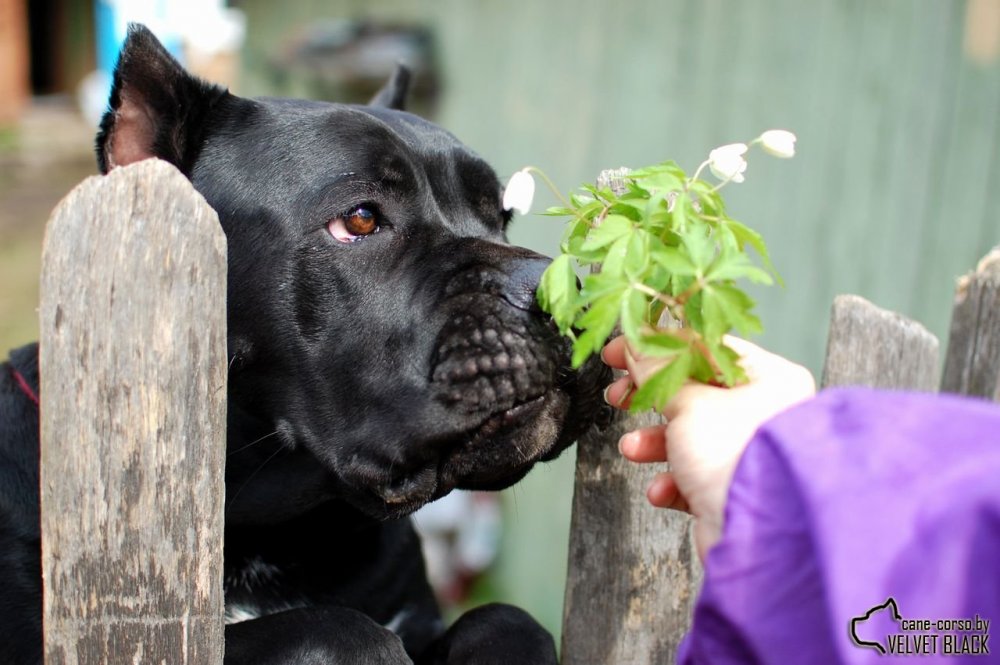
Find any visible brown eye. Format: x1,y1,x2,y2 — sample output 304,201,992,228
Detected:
327,206,380,243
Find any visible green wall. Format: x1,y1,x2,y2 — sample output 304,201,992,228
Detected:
234,0,1000,641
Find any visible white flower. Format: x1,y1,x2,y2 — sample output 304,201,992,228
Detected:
758,129,797,158
502,169,535,215
708,143,748,183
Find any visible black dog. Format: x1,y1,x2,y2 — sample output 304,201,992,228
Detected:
0,25,608,664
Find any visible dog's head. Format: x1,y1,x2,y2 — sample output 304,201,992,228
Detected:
98,25,609,521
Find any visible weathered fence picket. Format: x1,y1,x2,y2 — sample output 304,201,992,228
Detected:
820,294,940,390
39,159,227,664
941,247,1000,400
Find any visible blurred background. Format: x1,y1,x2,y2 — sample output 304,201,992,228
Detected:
1,0,998,644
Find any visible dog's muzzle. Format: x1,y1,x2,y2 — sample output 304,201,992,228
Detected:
346,251,610,518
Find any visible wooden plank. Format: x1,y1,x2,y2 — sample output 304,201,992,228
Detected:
561,170,701,665
39,159,227,665
941,246,1000,401
820,294,940,390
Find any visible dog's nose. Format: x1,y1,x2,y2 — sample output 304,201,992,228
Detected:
501,254,551,311
380,466,438,506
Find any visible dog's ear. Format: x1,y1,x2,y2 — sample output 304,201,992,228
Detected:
96,23,228,175
368,64,411,111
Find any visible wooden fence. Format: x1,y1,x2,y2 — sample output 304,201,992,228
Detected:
37,161,999,662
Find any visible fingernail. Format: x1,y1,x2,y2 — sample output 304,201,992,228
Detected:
617,432,632,455
602,384,614,405
599,345,609,365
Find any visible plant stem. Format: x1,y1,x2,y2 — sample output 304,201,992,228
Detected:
526,166,574,210
631,282,679,308
688,159,711,186
691,335,725,382
631,283,687,323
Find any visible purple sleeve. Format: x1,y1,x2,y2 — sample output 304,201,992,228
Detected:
678,388,1000,664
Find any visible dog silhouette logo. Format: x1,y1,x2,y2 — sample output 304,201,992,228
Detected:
851,597,902,654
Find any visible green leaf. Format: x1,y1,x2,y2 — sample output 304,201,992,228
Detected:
560,216,590,249
711,340,748,386
564,234,605,264
619,288,647,341
725,218,783,286
580,271,629,299
630,161,687,193
580,214,633,251
576,199,607,221
701,283,763,341
705,246,774,285
608,200,644,221
600,234,631,279
684,290,705,331
629,351,693,412
577,291,623,334
680,223,715,273
542,206,576,217
688,346,716,384
572,324,614,368
623,229,652,281
652,246,698,277
536,254,579,333
673,192,690,232
570,286,627,368
633,331,689,357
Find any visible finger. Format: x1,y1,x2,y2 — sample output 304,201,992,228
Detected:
719,335,763,357
603,375,634,410
601,335,629,369
646,472,690,513
623,345,671,387
618,425,668,463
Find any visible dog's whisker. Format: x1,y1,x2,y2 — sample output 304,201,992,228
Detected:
228,430,280,457
511,437,529,463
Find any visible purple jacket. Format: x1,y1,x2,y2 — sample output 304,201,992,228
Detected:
679,389,998,664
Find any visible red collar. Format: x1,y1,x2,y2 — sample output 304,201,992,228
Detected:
9,366,39,407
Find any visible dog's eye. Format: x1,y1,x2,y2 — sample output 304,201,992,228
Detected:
328,207,380,243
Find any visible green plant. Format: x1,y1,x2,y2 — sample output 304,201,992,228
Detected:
503,131,795,411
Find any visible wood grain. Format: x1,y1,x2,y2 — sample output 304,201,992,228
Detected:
941,246,1000,401
39,159,227,664
820,294,940,391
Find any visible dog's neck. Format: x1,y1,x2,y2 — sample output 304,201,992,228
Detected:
224,402,349,526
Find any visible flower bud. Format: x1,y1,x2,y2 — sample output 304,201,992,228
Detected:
503,169,535,215
758,130,796,158
708,143,748,183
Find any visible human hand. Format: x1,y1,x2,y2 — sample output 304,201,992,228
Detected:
602,336,816,559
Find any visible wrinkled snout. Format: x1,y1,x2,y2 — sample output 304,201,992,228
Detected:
431,246,561,418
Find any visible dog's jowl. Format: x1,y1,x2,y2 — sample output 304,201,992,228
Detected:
0,24,608,665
